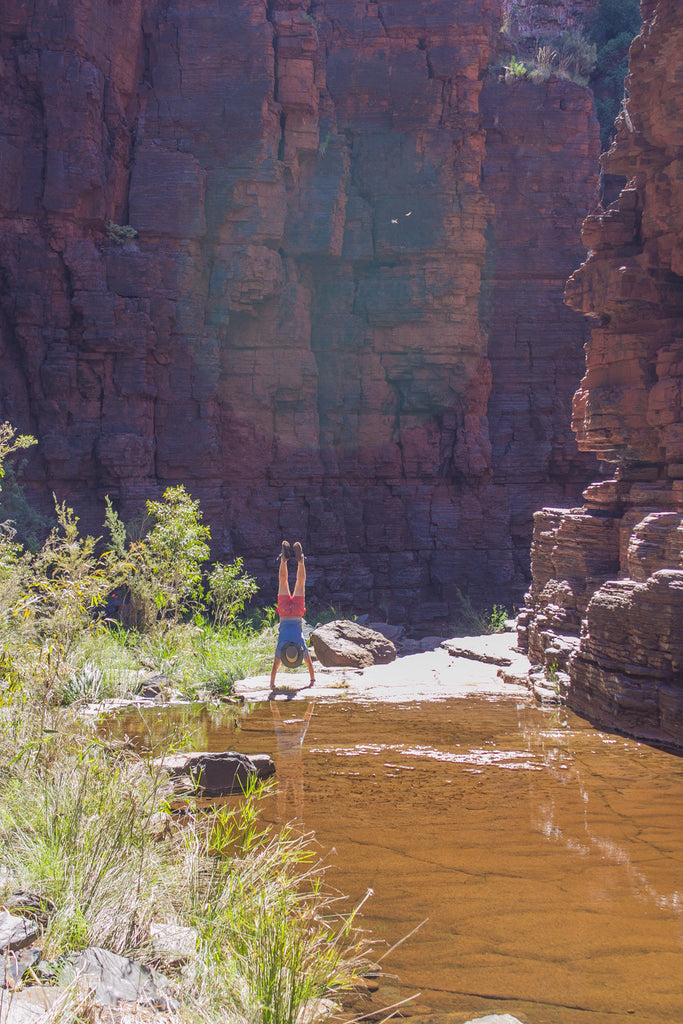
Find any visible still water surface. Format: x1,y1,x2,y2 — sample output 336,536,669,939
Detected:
114,694,683,1024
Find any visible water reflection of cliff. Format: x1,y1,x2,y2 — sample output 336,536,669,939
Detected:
271,701,315,823
519,706,683,919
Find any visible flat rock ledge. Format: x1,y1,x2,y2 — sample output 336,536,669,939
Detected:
236,630,533,704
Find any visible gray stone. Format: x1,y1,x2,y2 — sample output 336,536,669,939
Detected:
5,892,56,928
0,986,64,1024
61,947,176,1009
441,632,520,667
310,620,397,668
1,948,42,989
0,911,39,953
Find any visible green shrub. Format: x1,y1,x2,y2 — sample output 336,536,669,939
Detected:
106,486,212,627
557,30,597,85
504,55,529,81
106,221,138,243
487,604,509,634
207,558,259,627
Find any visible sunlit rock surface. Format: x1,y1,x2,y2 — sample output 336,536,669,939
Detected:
0,0,599,622
521,0,683,747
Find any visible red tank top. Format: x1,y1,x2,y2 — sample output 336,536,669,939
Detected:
277,594,305,618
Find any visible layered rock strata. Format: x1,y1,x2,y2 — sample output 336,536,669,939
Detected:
519,0,683,746
0,0,599,622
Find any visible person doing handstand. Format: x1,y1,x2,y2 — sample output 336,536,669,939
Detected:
270,541,316,690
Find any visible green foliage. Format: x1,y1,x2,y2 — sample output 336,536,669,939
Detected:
106,486,212,627
143,485,212,622
587,0,641,149
545,659,560,692
504,55,529,81
60,660,104,706
106,221,138,243
0,421,36,479
0,425,272,704
207,558,259,627
26,501,110,643
529,45,557,84
487,604,509,634
0,460,52,552
589,0,640,50
556,30,598,85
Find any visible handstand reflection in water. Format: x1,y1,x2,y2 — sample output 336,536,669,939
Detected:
270,700,315,822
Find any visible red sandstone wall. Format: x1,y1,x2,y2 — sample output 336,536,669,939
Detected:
0,0,600,622
520,0,683,746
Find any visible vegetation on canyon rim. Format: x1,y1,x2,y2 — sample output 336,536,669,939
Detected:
502,0,641,148
0,422,373,1022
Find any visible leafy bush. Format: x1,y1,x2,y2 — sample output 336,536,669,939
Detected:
106,486,212,627
106,221,138,243
207,558,259,627
487,604,510,634
0,459,52,551
589,0,640,49
504,55,529,81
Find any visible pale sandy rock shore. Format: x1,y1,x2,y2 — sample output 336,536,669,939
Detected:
234,632,531,704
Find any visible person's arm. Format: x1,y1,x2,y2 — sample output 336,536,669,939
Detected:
304,652,315,685
270,656,280,689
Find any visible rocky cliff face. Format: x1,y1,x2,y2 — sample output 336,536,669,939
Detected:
0,0,599,622
519,0,683,746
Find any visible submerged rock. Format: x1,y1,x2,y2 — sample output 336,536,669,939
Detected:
158,750,275,797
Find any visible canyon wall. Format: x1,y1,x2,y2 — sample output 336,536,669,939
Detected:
519,0,683,746
0,0,599,622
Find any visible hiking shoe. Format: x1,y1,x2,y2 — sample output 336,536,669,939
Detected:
280,541,291,562
293,542,304,563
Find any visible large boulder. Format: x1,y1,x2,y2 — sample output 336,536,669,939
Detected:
310,620,397,668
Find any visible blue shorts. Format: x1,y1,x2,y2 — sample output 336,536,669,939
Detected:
276,618,305,658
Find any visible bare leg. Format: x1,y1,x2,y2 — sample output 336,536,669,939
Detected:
293,549,306,597
278,557,291,598
270,656,281,689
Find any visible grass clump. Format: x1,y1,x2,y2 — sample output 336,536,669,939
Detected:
0,698,371,1023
